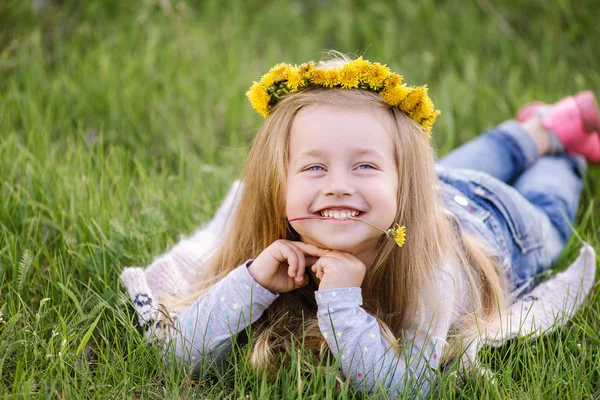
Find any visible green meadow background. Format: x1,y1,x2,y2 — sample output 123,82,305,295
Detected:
1,0,599,397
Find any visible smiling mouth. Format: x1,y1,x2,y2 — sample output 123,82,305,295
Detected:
313,211,364,220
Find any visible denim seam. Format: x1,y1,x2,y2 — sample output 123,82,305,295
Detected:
472,182,546,254
485,212,509,257
490,131,531,175
497,120,539,169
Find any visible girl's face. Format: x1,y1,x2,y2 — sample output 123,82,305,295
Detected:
286,104,399,265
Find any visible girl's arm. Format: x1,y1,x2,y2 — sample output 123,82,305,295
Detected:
316,270,455,397
171,259,278,375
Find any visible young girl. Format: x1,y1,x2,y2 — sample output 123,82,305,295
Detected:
124,55,598,397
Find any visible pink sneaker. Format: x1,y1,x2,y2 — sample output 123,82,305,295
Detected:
516,101,546,123
516,91,600,163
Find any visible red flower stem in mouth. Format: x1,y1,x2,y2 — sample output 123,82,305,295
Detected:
288,215,387,234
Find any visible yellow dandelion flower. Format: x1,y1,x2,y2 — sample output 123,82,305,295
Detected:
324,69,340,88
409,95,435,122
286,67,303,90
340,63,360,89
261,63,289,87
401,86,427,113
384,73,403,88
298,61,315,81
380,84,411,106
421,110,441,131
271,63,291,79
246,82,271,118
260,71,277,88
386,224,406,247
353,57,370,80
311,69,327,86
364,63,391,90
261,66,283,87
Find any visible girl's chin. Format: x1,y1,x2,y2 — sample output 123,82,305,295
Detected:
300,236,369,253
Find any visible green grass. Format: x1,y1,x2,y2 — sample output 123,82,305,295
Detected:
1,0,599,397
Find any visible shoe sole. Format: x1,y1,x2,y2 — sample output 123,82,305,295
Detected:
574,90,600,134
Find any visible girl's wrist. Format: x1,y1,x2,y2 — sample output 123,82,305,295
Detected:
246,260,264,283
246,260,278,294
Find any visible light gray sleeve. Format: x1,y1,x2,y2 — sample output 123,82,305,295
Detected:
171,260,279,375
316,286,453,398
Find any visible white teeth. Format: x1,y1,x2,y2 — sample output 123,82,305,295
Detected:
319,209,361,219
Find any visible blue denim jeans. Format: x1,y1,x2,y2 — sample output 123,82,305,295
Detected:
435,120,586,296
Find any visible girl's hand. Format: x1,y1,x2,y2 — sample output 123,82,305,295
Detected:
311,250,366,291
247,240,327,293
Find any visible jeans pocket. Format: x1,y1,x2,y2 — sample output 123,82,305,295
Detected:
468,174,545,254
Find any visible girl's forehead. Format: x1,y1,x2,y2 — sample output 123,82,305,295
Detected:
289,104,395,157
293,103,391,126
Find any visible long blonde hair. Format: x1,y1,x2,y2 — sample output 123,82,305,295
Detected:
164,58,508,378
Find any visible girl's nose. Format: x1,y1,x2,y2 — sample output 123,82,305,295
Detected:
323,172,355,197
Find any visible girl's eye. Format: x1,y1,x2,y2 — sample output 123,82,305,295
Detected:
357,164,375,170
304,164,375,172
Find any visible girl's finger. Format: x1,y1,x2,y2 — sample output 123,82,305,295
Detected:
288,243,306,283
278,243,299,280
294,273,310,289
283,242,306,284
312,258,324,280
310,252,331,273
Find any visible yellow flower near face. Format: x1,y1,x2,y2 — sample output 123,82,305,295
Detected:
298,61,315,81
384,73,403,88
409,95,435,122
401,86,427,113
353,57,370,78
324,70,340,88
421,111,440,130
246,82,271,118
386,224,406,247
285,67,303,90
380,84,411,107
310,69,327,86
340,63,360,89
270,63,290,80
364,63,391,90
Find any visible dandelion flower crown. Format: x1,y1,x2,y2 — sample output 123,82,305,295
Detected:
246,57,441,136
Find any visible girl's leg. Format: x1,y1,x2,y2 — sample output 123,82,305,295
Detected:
505,153,586,292
439,91,600,183
437,120,539,184
513,154,586,246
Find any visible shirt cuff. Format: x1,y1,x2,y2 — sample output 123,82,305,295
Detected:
315,287,363,308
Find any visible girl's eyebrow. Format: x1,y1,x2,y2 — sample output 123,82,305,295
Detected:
296,148,383,159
